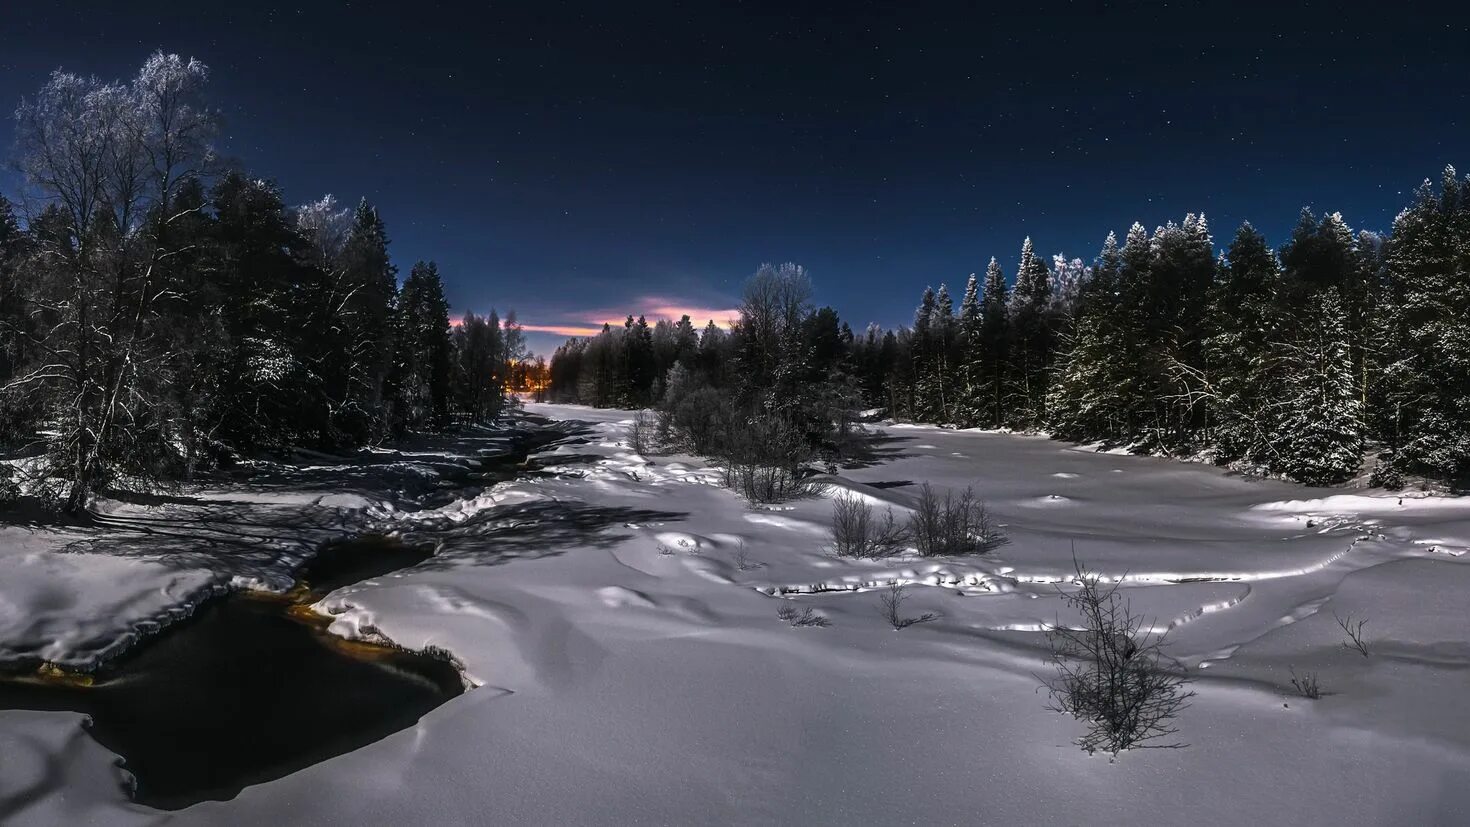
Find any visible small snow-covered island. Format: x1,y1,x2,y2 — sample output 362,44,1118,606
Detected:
3,6,1470,825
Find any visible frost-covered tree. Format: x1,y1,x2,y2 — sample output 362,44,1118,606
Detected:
1206,223,1287,464
1379,167,1470,485
1049,254,1090,318
1008,237,1054,427
912,284,957,422
8,52,217,507
1274,290,1363,484
956,272,983,425
337,200,399,436
967,257,1010,427
1049,232,1136,441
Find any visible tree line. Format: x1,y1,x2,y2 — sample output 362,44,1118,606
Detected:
0,53,523,510
550,169,1470,491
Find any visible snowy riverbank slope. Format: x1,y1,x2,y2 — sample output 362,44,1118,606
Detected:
5,403,1470,824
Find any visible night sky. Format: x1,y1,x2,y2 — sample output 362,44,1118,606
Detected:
2,2,1466,355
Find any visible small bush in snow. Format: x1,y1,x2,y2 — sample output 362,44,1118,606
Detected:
1335,612,1370,657
777,605,830,627
1041,556,1194,755
877,582,937,630
1289,666,1322,699
717,409,824,503
909,483,1007,557
731,541,763,570
831,492,909,558
629,409,662,455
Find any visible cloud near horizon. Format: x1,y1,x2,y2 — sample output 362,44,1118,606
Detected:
512,297,742,340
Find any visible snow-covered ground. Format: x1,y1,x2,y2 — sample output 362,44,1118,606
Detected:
3,403,1470,824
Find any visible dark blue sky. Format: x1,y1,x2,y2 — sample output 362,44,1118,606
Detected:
2,1,1466,355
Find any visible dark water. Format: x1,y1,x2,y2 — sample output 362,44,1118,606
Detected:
0,537,463,811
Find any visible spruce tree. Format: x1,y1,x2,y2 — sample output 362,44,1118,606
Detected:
956,273,983,425
973,257,1010,427
1380,167,1470,485
1207,223,1286,464
1049,232,1133,442
339,200,399,438
393,261,453,431
911,286,937,421
1275,290,1363,484
1008,237,1053,427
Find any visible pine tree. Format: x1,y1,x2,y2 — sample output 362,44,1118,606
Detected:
1049,232,1134,441
393,261,453,431
971,257,1010,427
1008,237,1053,427
1380,167,1470,485
625,314,655,404
910,286,937,421
956,273,983,425
339,200,399,438
915,284,956,421
209,172,314,451
0,195,36,445
453,310,504,421
1274,290,1363,484
1206,223,1286,464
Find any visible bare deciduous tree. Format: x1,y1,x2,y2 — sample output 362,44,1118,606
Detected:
1040,555,1194,755
7,52,215,509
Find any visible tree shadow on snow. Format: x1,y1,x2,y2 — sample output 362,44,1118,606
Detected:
839,431,918,469
408,500,688,570
62,501,367,579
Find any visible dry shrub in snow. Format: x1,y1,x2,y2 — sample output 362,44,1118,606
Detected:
1041,556,1194,755
731,541,764,571
831,492,909,558
1335,612,1370,657
878,582,937,630
1289,666,1322,699
909,483,1007,557
777,605,830,627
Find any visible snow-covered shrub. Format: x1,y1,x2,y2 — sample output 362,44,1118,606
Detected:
831,492,909,558
908,483,1006,556
1041,556,1194,755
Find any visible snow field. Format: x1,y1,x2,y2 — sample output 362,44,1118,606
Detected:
2,404,1469,824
